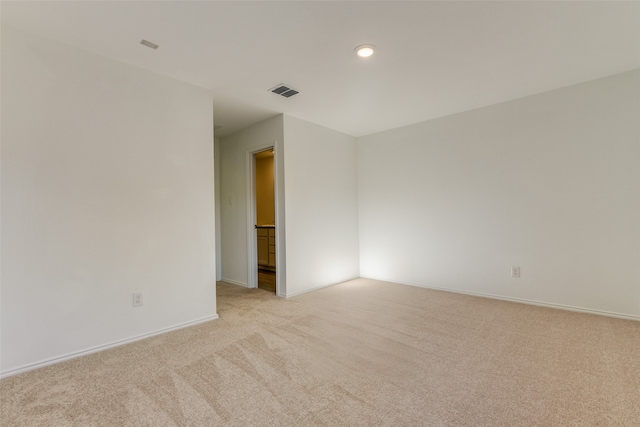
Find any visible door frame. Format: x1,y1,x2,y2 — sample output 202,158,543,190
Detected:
246,142,283,294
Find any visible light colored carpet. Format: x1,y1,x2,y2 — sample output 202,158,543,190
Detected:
1,278,639,426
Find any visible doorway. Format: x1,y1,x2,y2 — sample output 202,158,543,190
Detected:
253,148,276,292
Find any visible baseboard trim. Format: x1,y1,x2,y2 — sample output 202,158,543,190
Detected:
361,276,640,322
220,277,248,288
0,314,219,379
285,276,360,298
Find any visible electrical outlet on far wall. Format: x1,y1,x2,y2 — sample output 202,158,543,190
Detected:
133,292,144,307
511,267,521,278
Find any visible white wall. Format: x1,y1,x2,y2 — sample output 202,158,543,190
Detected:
219,115,360,297
1,26,217,376
358,70,640,318
218,115,285,289
283,116,360,297
214,137,222,281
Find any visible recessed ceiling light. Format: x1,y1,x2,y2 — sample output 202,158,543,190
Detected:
354,44,376,58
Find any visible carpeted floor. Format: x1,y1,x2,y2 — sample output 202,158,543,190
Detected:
1,278,639,426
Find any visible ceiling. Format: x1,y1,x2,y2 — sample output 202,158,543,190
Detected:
2,1,639,138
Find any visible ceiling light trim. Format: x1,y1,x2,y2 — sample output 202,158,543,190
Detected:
354,44,376,58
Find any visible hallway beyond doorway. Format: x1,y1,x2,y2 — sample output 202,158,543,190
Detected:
258,269,276,292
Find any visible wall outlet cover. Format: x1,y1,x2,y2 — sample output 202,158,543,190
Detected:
133,292,144,307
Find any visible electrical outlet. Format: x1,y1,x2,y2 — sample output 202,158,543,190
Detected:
511,267,521,278
133,292,144,307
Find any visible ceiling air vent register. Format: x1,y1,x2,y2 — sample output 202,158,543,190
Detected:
140,39,159,50
269,84,299,98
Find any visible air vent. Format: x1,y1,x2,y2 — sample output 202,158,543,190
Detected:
269,84,299,98
140,39,159,50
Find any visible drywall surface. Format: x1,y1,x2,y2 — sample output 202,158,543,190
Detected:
1,26,217,375
214,137,222,281
218,116,284,288
358,70,640,318
283,115,360,296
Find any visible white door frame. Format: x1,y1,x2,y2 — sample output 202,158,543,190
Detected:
246,142,283,294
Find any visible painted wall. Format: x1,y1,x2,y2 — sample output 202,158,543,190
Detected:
1,26,217,376
256,155,275,225
357,70,640,318
214,137,222,281
218,115,285,289
218,115,360,297
283,116,360,297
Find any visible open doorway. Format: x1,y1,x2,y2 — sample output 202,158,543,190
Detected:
253,148,276,292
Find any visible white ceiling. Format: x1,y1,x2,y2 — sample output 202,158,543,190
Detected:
2,1,639,138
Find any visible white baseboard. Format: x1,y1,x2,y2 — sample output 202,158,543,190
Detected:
361,276,640,322
220,277,248,287
0,314,219,379
285,276,360,298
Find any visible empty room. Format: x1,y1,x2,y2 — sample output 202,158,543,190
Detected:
1,1,639,425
